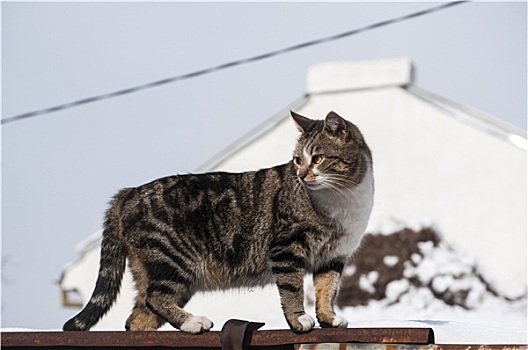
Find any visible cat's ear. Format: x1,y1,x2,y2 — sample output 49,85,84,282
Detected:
291,110,315,133
324,111,348,138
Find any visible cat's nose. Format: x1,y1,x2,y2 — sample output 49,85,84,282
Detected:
298,168,308,180
298,168,317,183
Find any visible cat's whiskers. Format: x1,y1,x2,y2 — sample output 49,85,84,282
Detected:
322,174,372,194
293,176,305,194
317,174,369,207
314,176,356,203
322,174,363,188
324,180,362,207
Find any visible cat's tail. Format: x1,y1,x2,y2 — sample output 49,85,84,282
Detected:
63,194,127,331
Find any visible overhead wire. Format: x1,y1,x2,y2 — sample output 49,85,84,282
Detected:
2,1,468,125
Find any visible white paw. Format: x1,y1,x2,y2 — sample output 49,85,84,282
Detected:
180,316,214,334
297,314,316,332
332,315,348,328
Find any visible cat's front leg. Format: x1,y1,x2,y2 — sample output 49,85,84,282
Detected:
313,258,348,328
270,249,314,333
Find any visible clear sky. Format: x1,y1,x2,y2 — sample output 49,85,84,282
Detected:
2,1,526,329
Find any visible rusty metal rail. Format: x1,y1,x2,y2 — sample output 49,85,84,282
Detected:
1,320,525,350
2,323,433,349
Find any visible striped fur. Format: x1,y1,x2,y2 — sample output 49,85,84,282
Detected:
63,111,374,334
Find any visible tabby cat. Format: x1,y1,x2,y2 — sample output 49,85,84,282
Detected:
63,111,374,334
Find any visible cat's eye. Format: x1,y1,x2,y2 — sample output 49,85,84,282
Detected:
294,157,302,166
312,154,324,164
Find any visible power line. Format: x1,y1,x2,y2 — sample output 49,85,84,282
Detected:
2,1,468,125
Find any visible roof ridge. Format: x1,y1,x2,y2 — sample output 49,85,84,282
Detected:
407,85,527,151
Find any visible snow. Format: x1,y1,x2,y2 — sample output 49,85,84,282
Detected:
347,319,526,345
359,271,379,294
383,255,399,267
407,240,475,285
340,298,527,344
385,279,410,303
385,232,527,312
342,264,357,277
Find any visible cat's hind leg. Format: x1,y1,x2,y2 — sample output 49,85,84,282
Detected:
126,303,166,331
128,227,213,333
126,256,166,331
129,252,212,333
145,283,213,334
145,256,212,332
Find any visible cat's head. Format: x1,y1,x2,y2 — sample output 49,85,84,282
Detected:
291,110,371,191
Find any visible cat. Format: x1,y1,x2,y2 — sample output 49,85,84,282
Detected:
63,110,374,334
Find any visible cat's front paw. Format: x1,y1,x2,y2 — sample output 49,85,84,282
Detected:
179,316,214,334
290,314,315,333
330,315,348,328
318,314,348,328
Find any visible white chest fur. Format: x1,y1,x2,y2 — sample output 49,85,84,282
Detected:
310,166,374,260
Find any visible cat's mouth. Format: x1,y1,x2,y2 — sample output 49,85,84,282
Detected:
303,180,325,191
